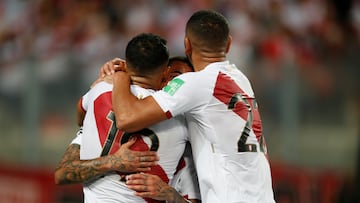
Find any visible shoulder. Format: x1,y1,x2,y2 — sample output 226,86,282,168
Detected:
91,81,113,92
130,85,154,99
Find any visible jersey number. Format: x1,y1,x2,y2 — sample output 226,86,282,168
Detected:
100,111,159,156
228,93,264,153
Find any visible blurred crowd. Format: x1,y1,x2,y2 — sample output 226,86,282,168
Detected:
0,0,359,160
1,0,359,124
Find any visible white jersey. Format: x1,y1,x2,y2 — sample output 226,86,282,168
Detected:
153,61,275,203
170,142,201,200
79,81,189,203
71,129,201,202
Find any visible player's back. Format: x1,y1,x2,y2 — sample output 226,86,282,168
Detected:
189,61,274,202
153,61,275,202
80,81,188,202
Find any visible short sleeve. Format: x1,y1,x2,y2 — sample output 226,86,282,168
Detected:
70,127,83,146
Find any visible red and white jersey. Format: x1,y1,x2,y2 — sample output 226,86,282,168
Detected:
70,129,159,203
79,81,188,203
170,142,201,201
153,61,275,203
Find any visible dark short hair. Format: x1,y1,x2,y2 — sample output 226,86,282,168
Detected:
168,56,194,71
126,33,169,75
186,10,229,50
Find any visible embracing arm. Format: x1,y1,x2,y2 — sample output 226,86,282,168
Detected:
54,137,159,185
112,71,168,132
54,144,107,184
126,173,199,203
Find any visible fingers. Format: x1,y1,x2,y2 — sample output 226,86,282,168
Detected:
112,57,125,65
100,62,113,77
137,151,160,161
126,173,158,180
122,137,159,161
126,173,147,192
136,155,159,169
102,75,113,84
126,173,167,200
126,173,151,187
121,136,137,148
112,58,126,72
132,155,158,171
100,58,126,77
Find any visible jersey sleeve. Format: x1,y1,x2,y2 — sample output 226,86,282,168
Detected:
152,73,208,118
81,82,113,112
70,127,83,146
81,90,90,112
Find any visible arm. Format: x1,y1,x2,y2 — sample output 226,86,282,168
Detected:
76,98,86,127
112,71,168,132
125,173,198,203
54,137,159,185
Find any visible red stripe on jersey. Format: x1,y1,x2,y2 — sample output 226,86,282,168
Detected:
165,111,173,119
183,195,189,200
252,108,263,142
174,157,186,175
213,72,248,120
94,91,169,203
213,72,263,141
94,92,119,149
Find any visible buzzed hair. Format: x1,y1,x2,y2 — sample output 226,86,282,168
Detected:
126,33,169,75
185,10,230,51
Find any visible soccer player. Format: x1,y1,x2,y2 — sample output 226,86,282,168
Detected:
55,33,198,203
109,10,275,202
125,56,200,202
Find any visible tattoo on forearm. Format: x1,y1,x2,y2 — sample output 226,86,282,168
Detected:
56,145,109,184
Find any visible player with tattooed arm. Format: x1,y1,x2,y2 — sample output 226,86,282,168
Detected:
55,34,199,203
108,10,275,203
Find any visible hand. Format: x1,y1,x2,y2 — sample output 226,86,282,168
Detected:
107,137,159,173
91,58,126,88
102,75,113,85
100,58,126,78
113,70,131,85
126,173,175,201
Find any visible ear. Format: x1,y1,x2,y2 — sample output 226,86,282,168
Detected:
184,37,192,55
163,66,170,81
225,36,232,53
160,66,171,88
124,63,128,72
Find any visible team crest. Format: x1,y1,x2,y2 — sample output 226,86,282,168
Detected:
163,78,184,96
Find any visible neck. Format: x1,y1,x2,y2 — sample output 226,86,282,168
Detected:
130,75,160,90
191,51,227,71
130,76,155,90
